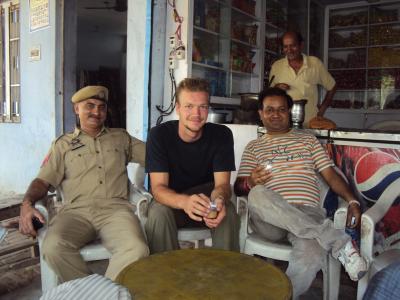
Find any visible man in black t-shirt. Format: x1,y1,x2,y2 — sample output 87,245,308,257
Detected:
145,78,240,253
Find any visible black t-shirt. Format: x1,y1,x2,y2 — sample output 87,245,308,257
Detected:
145,121,235,192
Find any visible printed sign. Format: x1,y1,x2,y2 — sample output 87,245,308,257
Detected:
30,0,49,32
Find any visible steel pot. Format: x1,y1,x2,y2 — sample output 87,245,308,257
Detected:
239,93,259,111
208,110,227,123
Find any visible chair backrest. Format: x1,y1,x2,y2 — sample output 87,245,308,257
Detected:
224,124,259,184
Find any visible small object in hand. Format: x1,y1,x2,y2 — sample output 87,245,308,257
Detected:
32,217,43,231
264,162,272,171
207,202,218,219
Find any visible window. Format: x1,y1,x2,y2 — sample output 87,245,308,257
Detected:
0,1,20,123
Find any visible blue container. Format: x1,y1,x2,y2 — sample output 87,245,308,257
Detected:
345,227,360,248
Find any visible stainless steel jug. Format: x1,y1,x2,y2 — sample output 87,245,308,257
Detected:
291,99,307,128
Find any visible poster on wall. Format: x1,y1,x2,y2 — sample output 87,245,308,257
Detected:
30,0,50,32
323,143,400,254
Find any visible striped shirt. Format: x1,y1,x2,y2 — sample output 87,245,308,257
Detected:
238,130,333,207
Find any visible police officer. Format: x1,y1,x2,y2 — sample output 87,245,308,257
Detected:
19,86,149,282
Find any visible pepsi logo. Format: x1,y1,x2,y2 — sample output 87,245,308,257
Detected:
354,151,400,203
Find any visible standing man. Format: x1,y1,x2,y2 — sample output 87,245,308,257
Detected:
234,88,367,298
269,31,337,126
145,78,239,253
19,86,149,282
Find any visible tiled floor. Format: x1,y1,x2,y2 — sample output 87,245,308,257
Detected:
0,260,358,300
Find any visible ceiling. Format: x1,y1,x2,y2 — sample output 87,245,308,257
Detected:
77,0,127,35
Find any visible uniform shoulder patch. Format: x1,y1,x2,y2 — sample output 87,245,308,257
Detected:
40,152,51,168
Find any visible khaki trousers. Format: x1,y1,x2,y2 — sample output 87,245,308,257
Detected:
41,199,149,283
145,183,240,254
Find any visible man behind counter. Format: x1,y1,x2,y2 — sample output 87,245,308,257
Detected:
269,31,337,126
18,86,149,282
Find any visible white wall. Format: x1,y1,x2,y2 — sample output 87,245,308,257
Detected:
0,0,61,197
126,0,152,140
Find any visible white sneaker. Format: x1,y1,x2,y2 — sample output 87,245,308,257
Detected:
337,240,368,281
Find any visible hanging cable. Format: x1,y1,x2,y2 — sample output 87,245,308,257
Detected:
156,69,177,125
156,0,184,124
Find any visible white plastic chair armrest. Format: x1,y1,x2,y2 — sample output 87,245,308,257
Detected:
360,188,400,261
34,198,50,223
136,197,151,223
236,196,248,215
360,213,376,262
237,196,249,252
132,165,146,188
128,184,150,206
363,195,399,226
135,186,152,201
333,197,348,229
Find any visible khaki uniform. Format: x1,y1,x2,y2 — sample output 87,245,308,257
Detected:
39,127,149,282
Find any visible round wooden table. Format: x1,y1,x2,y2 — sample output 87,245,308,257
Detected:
116,248,292,300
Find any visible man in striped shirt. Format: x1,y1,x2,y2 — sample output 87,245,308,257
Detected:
234,88,367,299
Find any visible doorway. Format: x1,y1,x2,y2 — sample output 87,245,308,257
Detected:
76,0,128,128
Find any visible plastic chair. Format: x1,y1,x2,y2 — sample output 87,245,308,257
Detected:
237,171,347,300
356,181,400,300
35,165,151,293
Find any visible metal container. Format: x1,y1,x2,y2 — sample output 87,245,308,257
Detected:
291,99,308,128
239,93,259,111
208,110,227,124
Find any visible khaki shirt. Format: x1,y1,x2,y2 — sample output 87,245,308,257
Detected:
37,127,145,205
270,54,336,124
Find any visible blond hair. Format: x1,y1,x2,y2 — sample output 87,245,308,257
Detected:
176,78,210,103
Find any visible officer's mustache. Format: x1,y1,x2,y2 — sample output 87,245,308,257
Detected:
88,114,101,119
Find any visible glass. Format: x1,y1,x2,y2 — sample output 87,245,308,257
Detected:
263,161,272,171
207,201,218,219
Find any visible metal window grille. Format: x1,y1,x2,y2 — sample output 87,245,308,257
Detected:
0,1,20,123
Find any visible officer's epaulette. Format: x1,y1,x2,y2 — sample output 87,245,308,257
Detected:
53,130,75,145
53,133,67,144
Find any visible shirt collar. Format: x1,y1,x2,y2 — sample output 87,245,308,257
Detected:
284,54,308,69
72,126,108,138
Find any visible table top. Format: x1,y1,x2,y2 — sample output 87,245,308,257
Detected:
116,248,292,300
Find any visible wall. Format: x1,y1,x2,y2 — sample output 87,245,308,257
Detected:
0,0,61,197
126,0,152,140
149,0,167,127
63,0,77,133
